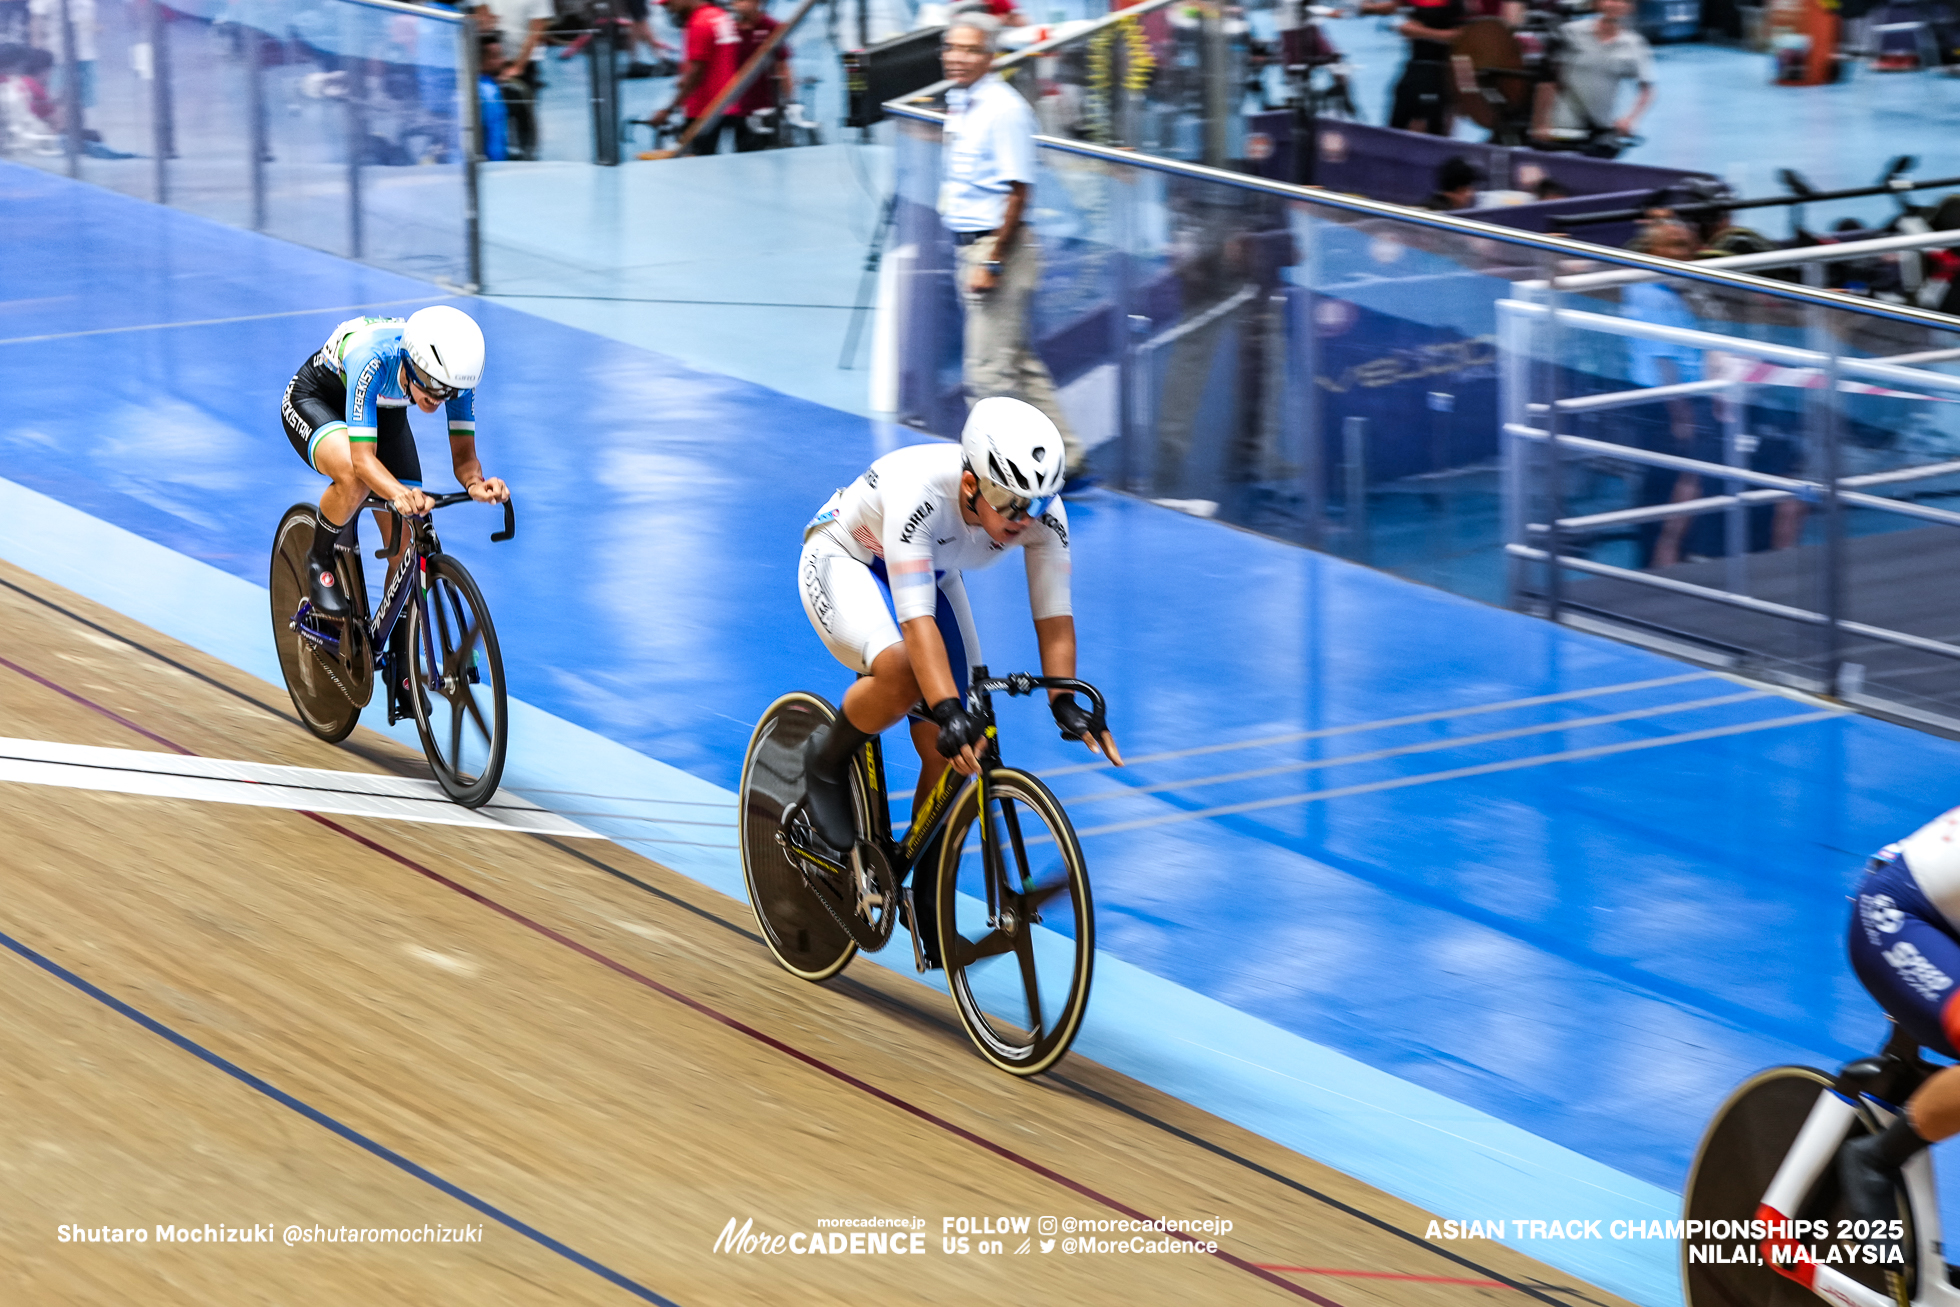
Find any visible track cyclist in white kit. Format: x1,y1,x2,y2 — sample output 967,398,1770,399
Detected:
796,397,1122,863
1839,806,1960,1225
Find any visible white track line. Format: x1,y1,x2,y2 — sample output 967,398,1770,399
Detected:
0,737,594,837
1062,690,1770,805
0,296,454,347
1068,710,1842,839
1040,671,1717,776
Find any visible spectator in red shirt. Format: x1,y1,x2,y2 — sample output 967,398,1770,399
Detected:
730,0,794,152
651,0,740,155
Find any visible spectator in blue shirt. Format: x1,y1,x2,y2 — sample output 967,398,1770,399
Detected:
1622,219,1718,568
477,33,511,161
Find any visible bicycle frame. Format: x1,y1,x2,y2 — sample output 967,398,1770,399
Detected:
1755,1051,1955,1307
788,666,1105,934
291,492,515,716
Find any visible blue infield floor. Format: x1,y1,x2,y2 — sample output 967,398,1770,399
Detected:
9,160,1960,1306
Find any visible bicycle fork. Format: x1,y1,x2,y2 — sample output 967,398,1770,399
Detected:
1758,1091,1944,1306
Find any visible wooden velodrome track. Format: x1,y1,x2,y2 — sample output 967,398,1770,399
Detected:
0,556,1636,1307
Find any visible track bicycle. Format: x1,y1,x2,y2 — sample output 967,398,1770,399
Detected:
738,667,1101,1077
269,492,515,808
1683,1023,1954,1307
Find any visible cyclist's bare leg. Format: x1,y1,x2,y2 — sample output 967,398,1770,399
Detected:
310,430,373,529
839,643,959,806
839,640,922,733
807,639,955,848
312,431,423,524
1907,1063,1960,1139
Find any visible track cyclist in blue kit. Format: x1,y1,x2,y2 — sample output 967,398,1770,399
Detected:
1838,807,1960,1224
279,305,510,716
795,396,1123,871
280,305,510,620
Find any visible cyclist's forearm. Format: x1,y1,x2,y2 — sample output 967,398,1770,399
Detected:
449,435,486,488
1033,615,1077,700
900,615,962,707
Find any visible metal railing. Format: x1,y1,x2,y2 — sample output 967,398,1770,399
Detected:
888,97,1960,733
8,0,479,290
886,99,1960,333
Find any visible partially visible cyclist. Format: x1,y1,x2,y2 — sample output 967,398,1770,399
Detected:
797,396,1122,862
279,305,510,706
1839,807,1960,1220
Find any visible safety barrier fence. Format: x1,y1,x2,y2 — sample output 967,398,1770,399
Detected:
888,97,1960,732
3,0,477,289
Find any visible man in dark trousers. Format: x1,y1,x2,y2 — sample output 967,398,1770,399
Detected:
1387,0,1464,134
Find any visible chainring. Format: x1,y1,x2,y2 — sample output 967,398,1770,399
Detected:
781,806,899,953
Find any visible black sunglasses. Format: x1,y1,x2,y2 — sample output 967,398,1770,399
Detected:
404,356,457,402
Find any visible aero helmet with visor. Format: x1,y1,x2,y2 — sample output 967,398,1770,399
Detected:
401,305,485,402
960,396,1065,521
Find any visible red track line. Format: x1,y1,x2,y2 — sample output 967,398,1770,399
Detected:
0,652,194,755
307,815,1338,1306
1,651,1344,1306
1259,1265,1511,1288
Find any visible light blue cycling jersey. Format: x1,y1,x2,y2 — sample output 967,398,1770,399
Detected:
317,316,476,442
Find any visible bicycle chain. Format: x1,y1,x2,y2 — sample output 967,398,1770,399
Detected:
796,839,899,953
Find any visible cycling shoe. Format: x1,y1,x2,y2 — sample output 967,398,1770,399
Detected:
307,554,353,620
1837,1131,1906,1225
801,737,860,852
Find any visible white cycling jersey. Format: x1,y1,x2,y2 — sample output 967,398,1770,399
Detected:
1894,807,1960,928
805,442,1071,624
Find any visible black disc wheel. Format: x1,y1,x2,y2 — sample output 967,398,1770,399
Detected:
738,692,861,982
935,768,1093,1076
270,503,370,744
405,553,508,808
1683,1065,1909,1307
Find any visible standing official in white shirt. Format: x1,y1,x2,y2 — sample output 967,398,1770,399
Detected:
938,15,1087,490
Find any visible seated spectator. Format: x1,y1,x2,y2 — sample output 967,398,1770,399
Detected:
1423,156,1483,210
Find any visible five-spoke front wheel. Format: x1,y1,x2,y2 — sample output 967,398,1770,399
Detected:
405,553,509,808
935,767,1094,1077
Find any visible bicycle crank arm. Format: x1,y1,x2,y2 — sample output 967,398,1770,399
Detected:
291,611,343,656
773,806,898,953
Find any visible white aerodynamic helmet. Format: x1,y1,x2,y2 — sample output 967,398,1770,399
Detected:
402,305,485,396
960,397,1065,513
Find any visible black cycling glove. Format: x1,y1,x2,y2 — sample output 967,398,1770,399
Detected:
929,698,985,760
1051,692,1105,743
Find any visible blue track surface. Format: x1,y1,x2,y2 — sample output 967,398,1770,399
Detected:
12,160,1960,1300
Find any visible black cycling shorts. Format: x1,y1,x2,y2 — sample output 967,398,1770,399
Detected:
280,354,423,487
